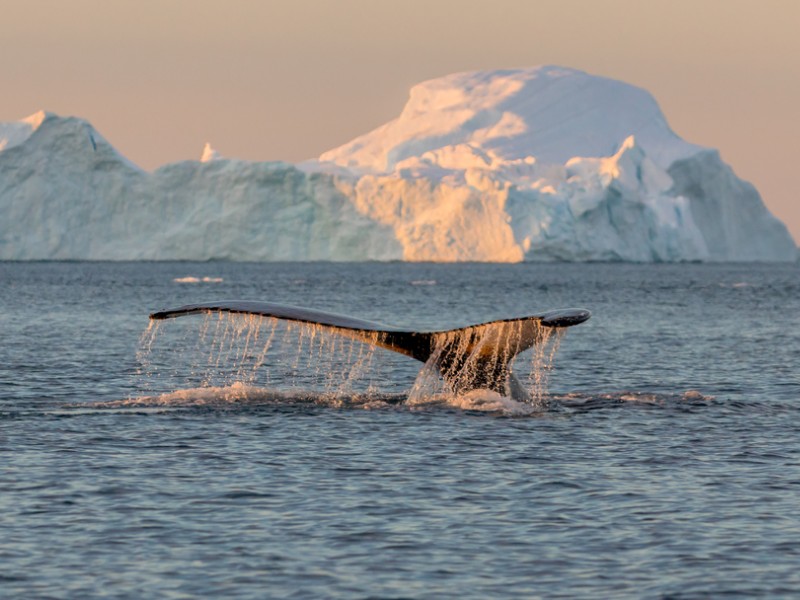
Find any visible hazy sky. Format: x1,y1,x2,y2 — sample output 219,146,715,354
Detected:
3,0,798,242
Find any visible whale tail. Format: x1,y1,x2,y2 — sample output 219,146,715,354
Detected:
150,301,590,400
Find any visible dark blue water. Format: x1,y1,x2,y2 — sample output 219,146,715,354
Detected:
2,262,800,598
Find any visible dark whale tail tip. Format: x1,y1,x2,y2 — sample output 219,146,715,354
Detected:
539,308,592,328
149,301,590,401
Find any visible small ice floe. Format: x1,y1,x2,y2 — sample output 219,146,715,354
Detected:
410,280,437,286
718,282,751,289
173,276,224,283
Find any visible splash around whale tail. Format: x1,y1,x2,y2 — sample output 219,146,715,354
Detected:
149,301,590,401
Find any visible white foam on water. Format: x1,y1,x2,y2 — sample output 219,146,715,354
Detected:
448,389,537,415
104,383,537,416
553,390,716,409
405,365,540,414
99,382,403,410
104,382,277,407
87,386,718,416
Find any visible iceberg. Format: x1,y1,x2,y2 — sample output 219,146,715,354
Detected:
0,67,796,261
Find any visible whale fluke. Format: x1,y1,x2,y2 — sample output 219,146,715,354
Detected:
149,301,590,400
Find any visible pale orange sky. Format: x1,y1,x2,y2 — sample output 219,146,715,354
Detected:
2,0,798,242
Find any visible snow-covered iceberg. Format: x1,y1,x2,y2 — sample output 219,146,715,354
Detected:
0,66,796,261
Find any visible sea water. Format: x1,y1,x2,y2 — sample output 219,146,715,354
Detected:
1,261,799,598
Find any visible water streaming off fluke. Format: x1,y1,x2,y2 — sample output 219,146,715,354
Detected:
136,303,589,410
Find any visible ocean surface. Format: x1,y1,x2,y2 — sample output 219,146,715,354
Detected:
2,261,799,599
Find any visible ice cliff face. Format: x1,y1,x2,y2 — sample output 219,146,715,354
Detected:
0,67,796,261
0,112,395,260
